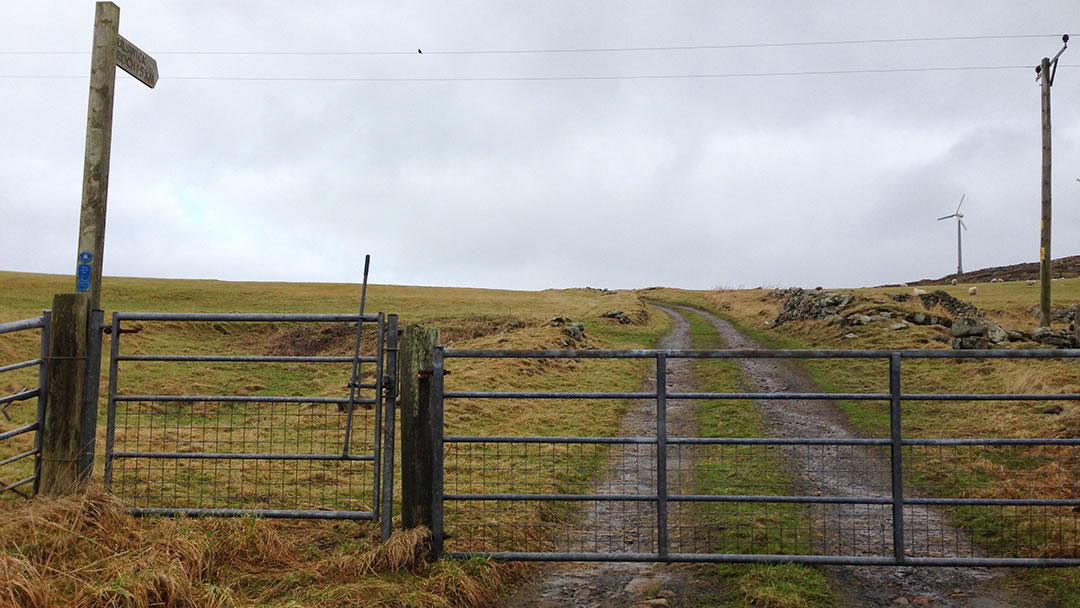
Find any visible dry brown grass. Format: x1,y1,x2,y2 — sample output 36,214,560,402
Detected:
328,526,431,578
0,491,515,608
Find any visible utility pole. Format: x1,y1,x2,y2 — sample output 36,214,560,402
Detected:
1036,34,1068,328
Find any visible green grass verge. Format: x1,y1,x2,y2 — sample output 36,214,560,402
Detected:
682,310,837,608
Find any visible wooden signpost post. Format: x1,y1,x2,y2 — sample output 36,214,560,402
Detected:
42,2,157,495
75,2,157,311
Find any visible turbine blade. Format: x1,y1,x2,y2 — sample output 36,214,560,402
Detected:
960,218,968,230
938,214,955,221
956,193,966,213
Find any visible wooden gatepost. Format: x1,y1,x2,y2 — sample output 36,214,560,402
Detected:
40,2,157,495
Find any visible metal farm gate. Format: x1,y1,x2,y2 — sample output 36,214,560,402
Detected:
104,312,399,531
0,314,51,498
430,347,1080,566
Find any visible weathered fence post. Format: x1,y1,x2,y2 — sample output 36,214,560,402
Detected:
399,325,440,530
40,294,91,495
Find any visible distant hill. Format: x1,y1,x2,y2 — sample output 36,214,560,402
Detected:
900,255,1080,286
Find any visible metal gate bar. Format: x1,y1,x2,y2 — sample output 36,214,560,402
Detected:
105,311,392,521
432,347,1080,566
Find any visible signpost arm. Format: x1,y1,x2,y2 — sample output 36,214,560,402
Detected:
75,1,120,311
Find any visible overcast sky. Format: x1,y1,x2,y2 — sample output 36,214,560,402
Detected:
2,1,1079,291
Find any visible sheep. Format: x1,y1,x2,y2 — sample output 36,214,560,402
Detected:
1026,279,1036,286
968,286,978,296
912,288,927,296
950,278,958,286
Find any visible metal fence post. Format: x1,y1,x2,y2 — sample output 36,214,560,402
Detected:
380,314,399,542
656,352,668,559
103,313,121,491
32,310,52,495
78,309,104,480
431,346,446,560
889,352,905,564
372,313,385,520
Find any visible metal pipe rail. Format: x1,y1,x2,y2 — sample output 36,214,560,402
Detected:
128,507,375,520
0,423,39,442
111,394,376,405
0,316,45,335
432,346,1080,567
0,359,43,374
0,388,40,407
116,355,377,363
443,347,1080,359
112,312,381,323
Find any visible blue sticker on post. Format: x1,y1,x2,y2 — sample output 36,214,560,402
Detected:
76,264,91,291
76,251,93,292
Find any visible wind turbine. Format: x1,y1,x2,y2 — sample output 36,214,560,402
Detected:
937,194,967,276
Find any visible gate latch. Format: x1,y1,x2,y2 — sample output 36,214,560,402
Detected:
102,326,142,335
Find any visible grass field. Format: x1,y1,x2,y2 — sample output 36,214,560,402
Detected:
0,271,674,607
2,271,1079,606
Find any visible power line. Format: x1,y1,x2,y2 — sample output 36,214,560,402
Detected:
2,64,1077,82
0,33,1066,56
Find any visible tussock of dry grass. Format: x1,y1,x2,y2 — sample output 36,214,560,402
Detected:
329,526,431,577
0,553,49,608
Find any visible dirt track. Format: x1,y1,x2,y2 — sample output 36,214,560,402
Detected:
498,305,1041,607
497,304,712,607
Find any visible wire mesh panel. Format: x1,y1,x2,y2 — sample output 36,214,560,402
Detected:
105,312,389,520
904,441,1080,559
667,501,894,557
666,441,893,557
109,398,377,514
443,438,658,555
446,499,659,554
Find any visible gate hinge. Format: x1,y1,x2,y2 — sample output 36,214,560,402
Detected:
418,369,450,379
